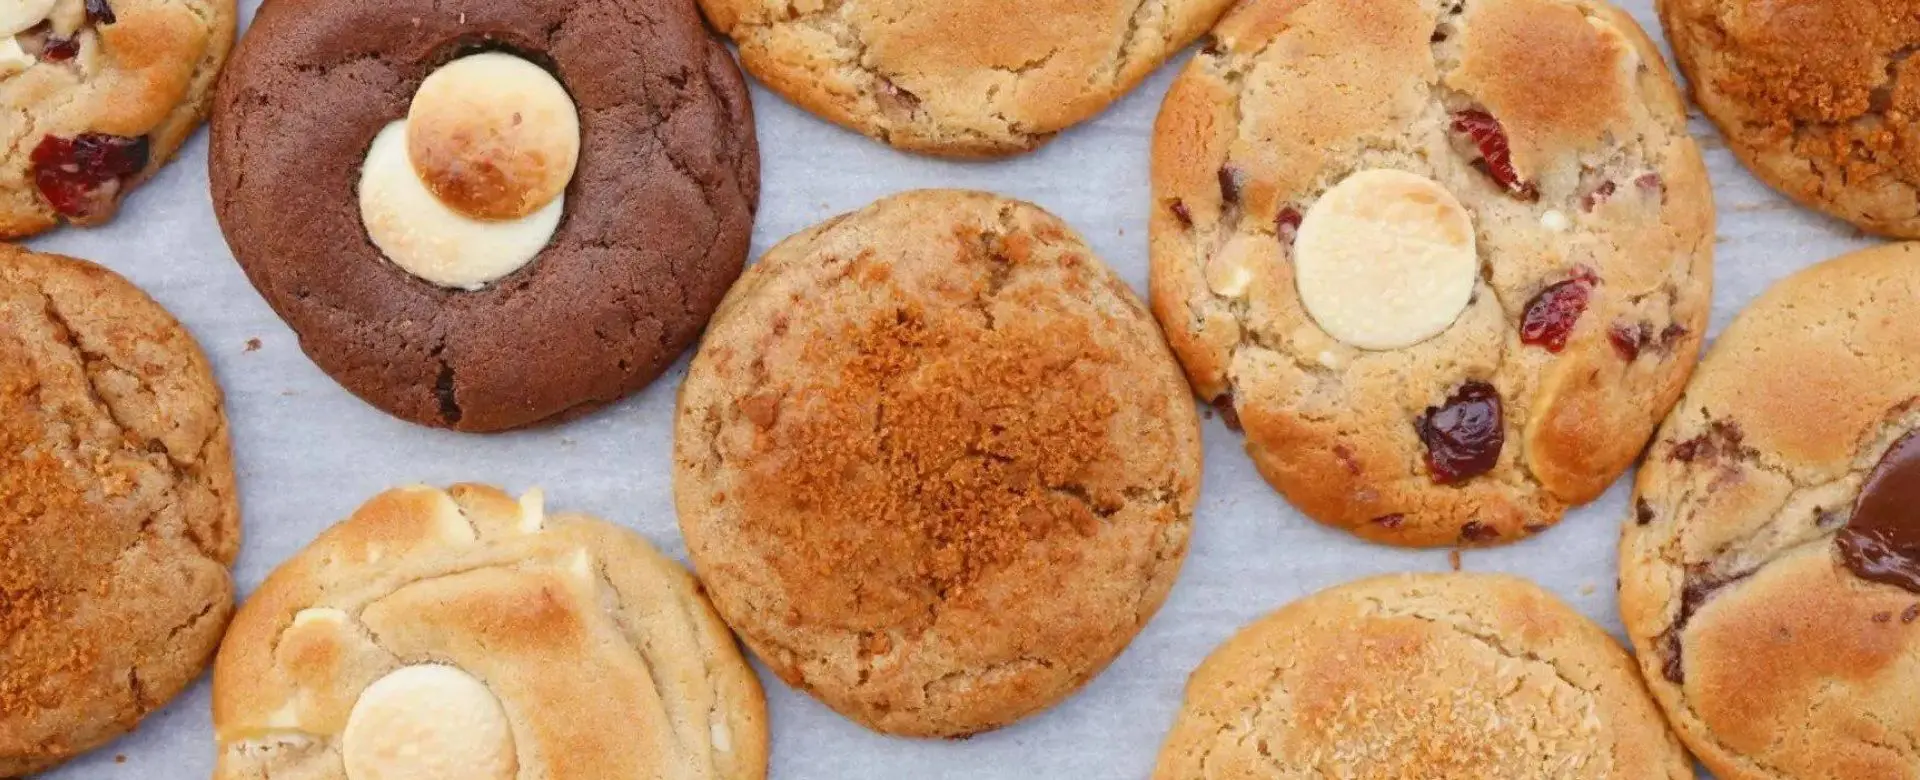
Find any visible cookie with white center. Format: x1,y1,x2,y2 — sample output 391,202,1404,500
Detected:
211,484,767,780
210,0,759,431
1148,0,1714,547
1622,243,1920,780
0,0,234,236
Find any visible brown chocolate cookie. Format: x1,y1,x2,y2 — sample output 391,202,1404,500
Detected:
210,0,759,432
0,246,240,775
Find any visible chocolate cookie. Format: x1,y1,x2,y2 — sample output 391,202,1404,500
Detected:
1149,0,1714,547
674,190,1202,737
0,246,239,775
699,0,1236,157
212,484,767,780
1661,0,1920,237
1622,242,1920,780
1155,573,1693,778
0,0,234,237
210,0,759,432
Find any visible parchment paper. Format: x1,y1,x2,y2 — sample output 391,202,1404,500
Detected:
30,0,1878,775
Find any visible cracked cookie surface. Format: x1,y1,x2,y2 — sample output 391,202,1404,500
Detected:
1661,0,1920,238
211,484,767,780
699,0,1235,157
1621,242,1920,780
1154,573,1693,779
674,190,1202,737
0,246,238,775
1148,0,1714,547
210,0,759,432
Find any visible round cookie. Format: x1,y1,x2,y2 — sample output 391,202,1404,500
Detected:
1154,573,1694,778
1661,0,1920,238
699,0,1236,157
212,484,767,780
1621,243,1920,780
1148,0,1714,547
210,0,760,432
674,190,1202,737
0,246,239,774
0,0,233,237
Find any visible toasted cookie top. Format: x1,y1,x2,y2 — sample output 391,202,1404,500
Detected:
675,190,1202,737
1154,573,1693,779
1622,242,1920,780
1149,0,1714,547
699,0,1236,156
0,246,238,775
212,484,766,780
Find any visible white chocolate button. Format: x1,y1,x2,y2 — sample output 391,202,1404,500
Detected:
1293,169,1478,350
0,0,56,36
359,121,563,290
0,37,33,78
342,665,516,780
406,53,579,221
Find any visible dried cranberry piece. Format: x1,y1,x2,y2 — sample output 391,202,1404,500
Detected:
1170,199,1193,228
1519,267,1597,352
1276,207,1302,245
1581,180,1617,212
1608,322,1650,361
85,0,116,25
1460,521,1500,543
40,34,78,60
1417,381,1504,484
31,132,149,219
1451,109,1537,201
1210,393,1241,432
1218,165,1243,206
1373,514,1406,529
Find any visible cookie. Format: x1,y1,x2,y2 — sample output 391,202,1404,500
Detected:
1154,573,1694,778
675,190,1202,737
210,0,759,432
0,0,233,237
1661,0,1920,238
1621,242,1920,780
0,246,239,775
212,484,767,780
699,0,1236,157
1148,0,1714,547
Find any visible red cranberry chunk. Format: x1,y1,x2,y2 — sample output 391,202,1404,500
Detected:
1581,180,1617,212
32,133,150,219
1276,207,1302,245
1609,322,1649,361
1218,165,1244,206
1451,109,1538,201
1170,199,1193,228
41,34,78,60
1519,269,1597,352
1418,381,1505,484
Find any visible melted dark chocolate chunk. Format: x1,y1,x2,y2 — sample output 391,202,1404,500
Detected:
1635,499,1655,525
1658,566,1752,684
1836,431,1920,594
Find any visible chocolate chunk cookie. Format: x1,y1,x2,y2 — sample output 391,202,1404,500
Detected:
212,484,767,780
674,190,1202,737
0,246,239,775
1622,242,1920,780
211,0,759,432
1149,0,1714,547
1155,573,1693,778
0,0,234,237
699,0,1236,157
1661,0,1920,237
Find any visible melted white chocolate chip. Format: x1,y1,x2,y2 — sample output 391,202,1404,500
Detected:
0,37,33,78
1,0,56,36
1293,169,1478,350
342,665,516,780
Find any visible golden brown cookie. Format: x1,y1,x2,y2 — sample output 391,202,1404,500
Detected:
1149,0,1714,547
0,245,239,775
674,190,1202,737
698,0,1237,157
1155,573,1694,779
1622,242,1920,780
211,484,767,780
1661,0,1920,238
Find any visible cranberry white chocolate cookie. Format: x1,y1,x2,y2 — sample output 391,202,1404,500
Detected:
1622,243,1920,780
1149,0,1714,547
0,0,232,236
212,484,767,780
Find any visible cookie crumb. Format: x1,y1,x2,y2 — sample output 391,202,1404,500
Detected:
115,755,126,764
1448,549,1463,571
244,337,261,352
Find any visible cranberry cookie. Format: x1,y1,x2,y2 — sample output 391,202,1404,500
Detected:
675,191,1201,737
1622,243,1920,780
211,0,759,432
0,0,233,237
212,484,766,779
1662,0,1920,237
1149,0,1714,547
1155,573,1693,778
0,246,239,774
699,0,1235,157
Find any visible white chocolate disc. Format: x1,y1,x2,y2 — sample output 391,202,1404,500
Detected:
0,0,56,36
358,121,563,290
1293,169,1478,350
407,52,580,221
342,665,516,780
